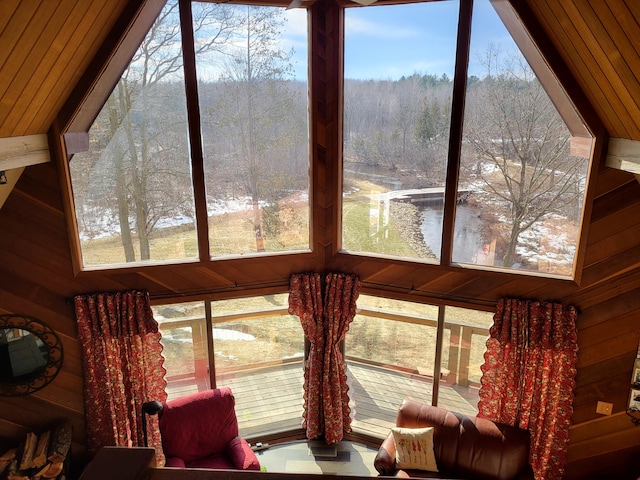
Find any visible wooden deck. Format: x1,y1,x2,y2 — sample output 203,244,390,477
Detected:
166,360,479,441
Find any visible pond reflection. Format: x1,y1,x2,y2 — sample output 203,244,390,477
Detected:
420,204,485,263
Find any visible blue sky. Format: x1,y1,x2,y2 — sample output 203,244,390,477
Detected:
283,0,514,81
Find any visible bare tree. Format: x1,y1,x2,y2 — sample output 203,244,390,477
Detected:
210,6,296,252
462,46,587,267
103,0,243,261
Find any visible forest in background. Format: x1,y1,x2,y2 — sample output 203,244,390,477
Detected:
68,2,591,274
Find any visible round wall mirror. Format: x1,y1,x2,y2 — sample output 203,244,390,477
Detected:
0,314,63,396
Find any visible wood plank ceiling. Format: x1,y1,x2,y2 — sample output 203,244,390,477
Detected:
0,1,639,141
2,0,640,477
0,0,130,137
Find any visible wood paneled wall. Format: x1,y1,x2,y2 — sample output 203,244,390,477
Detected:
2,146,640,476
2,0,640,478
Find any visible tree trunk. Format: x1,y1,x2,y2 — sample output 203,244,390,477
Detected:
110,90,136,262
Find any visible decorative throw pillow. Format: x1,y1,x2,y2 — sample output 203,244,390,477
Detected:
391,426,439,472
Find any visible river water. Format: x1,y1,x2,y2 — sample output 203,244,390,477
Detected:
420,204,485,263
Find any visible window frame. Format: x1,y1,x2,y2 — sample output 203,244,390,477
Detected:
338,0,602,283
53,0,604,286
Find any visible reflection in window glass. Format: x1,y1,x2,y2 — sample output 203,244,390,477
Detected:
438,306,493,415
456,0,592,274
153,301,210,399
345,297,490,437
193,3,310,257
342,1,458,260
70,0,197,266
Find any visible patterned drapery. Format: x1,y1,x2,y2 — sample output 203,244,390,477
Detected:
289,272,361,444
478,298,578,480
288,273,325,439
74,290,167,458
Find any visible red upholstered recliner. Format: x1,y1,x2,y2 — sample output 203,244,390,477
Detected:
157,387,260,470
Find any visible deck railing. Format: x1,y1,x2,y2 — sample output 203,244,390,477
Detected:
158,308,488,397
157,305,487,438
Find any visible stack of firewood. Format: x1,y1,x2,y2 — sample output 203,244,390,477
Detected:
0,423,71,480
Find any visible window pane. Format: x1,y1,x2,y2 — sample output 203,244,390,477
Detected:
438,306,493,415
346,297,431,437
193,3,310,257
342,2,459,261
155,294,305,437
154,301,210,399
211,294,305,437
456,0,592,274
69,0,197,267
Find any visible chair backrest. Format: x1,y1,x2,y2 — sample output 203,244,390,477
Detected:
158,387,239,464
396,400,532,480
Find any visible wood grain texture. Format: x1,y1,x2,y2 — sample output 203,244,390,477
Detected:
0,0,130,137
0,0,640,476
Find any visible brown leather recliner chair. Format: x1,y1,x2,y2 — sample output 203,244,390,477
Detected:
374,400,534,480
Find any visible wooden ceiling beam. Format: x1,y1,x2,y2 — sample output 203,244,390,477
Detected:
606,137,640,175
0,134,50,171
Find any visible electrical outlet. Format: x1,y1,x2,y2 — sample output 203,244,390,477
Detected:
596,401,613,415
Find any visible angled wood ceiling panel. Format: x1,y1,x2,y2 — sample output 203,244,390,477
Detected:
527,0,640,139
0,0,129,137
4,0,96,134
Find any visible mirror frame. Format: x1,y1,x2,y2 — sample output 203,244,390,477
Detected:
0,314,64,396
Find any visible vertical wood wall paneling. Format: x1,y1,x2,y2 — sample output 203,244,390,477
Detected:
1,0,640,476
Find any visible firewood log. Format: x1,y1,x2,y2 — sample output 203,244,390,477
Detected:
35,462,50,477
18,432,37,470
32,430,51,468
41,461,63,479
0,447,17,474
47,423,71,463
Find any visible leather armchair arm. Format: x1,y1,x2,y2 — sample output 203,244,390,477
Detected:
226,437,261,471
374,431,397,475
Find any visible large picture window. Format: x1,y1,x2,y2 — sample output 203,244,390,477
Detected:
342,1,458,261
153,294,305,438
69,1,197,266
341,0,593,278
154,293,492,439
68,1,309,267
194,3,310,257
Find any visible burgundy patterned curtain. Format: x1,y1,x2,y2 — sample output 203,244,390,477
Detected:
322,273,360,443
289,272,361,444
74,290,167,457
288,273,325,439
478,298,578,480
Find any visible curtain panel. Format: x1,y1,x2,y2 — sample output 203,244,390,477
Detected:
74,290,167,457
289,272,361,444
288,272,325,439
478,298,578,480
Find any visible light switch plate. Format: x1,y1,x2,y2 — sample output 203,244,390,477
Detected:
596,401,613,415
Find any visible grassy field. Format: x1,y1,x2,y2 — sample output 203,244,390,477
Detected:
85,186,494,385
79,181,422,264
